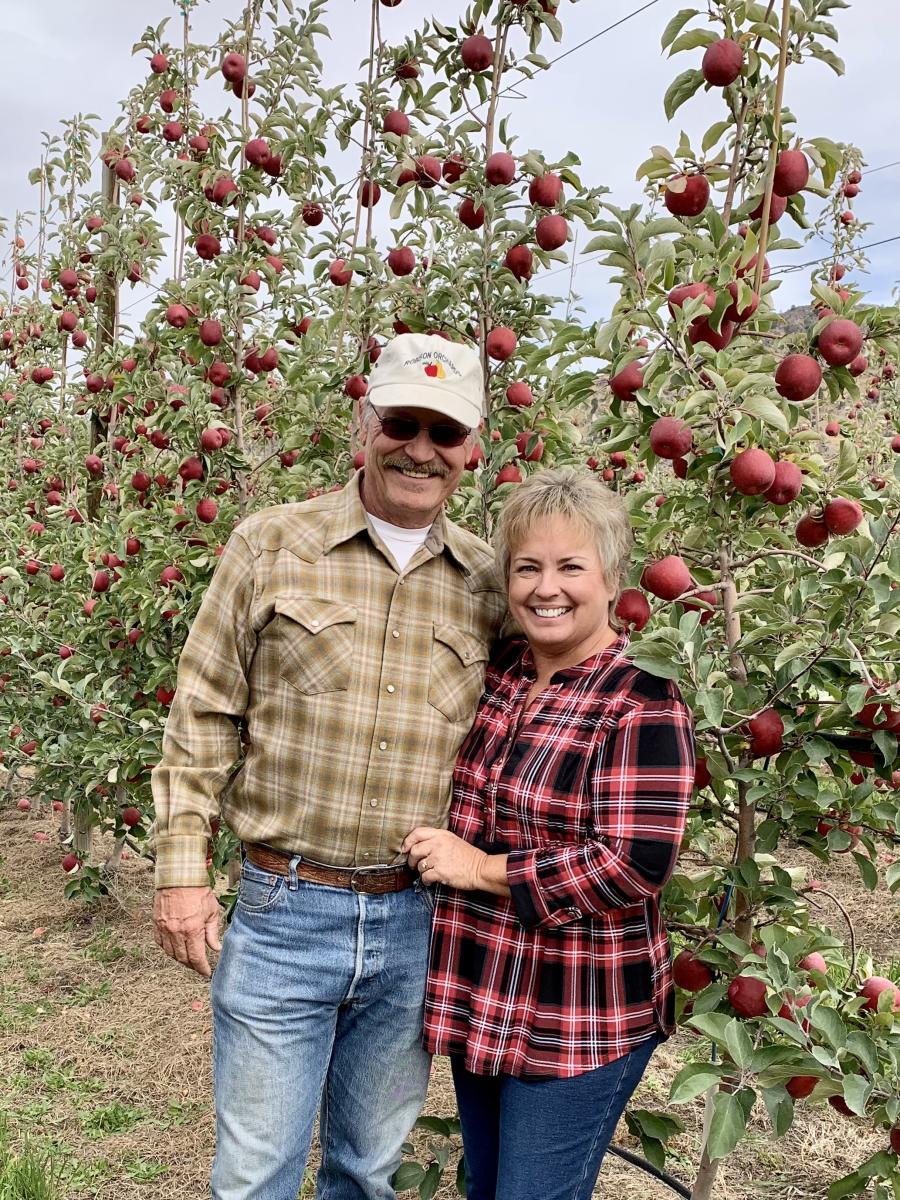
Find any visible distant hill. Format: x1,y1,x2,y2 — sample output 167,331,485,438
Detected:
773,305,818,335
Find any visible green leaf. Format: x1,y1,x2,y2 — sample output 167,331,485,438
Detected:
392,1163,425,1190
669,1062,727,1103
686,1012,734,1042
852,851,879,891
663,69,705,121
390,183,413,221
707,1087,755,1161
827,1153,898,1199
774,643,809,670
668,28,719,55
415,1116,451,1136
696,687,725,727
660,8,700,51
845,1032,879,1078
740,394,789,432
627,1109,685,1141
702,120,732,154
627,655,682,681
809,1005,847,1051
723,1018,754,1069
420,1162,441,1200
841,1073,872,1117
760,1085,795,1136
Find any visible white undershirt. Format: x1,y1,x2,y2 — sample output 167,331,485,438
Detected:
367,513,432,571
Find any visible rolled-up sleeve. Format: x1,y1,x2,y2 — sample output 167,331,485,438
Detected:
150,530,257,888
506,698,695,930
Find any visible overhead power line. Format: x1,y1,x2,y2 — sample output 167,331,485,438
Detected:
769,234,900,274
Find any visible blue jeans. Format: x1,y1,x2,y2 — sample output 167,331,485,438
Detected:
210,856,434,1200
450,1034,661,1200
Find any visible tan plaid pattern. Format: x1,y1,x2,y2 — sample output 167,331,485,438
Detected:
150,472,507,887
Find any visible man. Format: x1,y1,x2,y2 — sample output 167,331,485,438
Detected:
150,332,507,1200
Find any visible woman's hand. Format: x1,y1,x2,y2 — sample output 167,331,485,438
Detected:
402,827,488,891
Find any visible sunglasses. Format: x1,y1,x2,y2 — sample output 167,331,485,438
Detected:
372,409,470,449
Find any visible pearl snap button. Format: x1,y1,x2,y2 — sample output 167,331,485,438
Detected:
386,684,395,693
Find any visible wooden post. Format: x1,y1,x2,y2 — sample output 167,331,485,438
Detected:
753,0,792,296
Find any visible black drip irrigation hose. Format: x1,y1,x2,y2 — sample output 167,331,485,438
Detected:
607,1144,693,1197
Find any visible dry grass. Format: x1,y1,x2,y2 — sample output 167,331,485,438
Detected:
0,799,896,1199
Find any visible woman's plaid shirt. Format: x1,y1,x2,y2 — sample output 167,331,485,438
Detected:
423,633,695,1078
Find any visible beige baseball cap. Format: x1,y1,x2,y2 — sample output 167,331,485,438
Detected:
367,333,485,429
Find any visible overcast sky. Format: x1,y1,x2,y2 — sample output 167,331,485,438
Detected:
1,0,898,329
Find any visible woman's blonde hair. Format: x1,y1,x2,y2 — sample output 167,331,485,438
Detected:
494,468,634,617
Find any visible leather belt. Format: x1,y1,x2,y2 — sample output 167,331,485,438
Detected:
244,843,417,894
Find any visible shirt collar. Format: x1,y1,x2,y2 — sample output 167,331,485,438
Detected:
321,470,484,576
520,631,631,682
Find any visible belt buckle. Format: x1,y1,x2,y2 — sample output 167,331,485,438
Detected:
350,865,392,893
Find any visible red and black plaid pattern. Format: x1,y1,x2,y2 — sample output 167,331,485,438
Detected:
423,633,695,1078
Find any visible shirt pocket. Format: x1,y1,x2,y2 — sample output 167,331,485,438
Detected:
274,595,358,695
427,622,490,724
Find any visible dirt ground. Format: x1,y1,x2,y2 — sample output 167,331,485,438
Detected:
0,796,897,1199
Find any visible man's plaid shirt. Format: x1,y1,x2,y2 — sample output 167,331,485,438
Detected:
423,633,695,1077
150,472,507,887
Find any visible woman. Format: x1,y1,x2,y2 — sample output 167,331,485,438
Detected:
402,467,695,1200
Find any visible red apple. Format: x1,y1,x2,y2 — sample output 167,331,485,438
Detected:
495,463,523,486
458,198,485,229
649,417,692,460
609,361,643,402
614,588,651,632
764,460,803,506
818,318,863,367
460,33,493,72
775,354,822,401
383,109,410,137
688,317,736,350
221,52,246,83
664,174,710,217
747,708,784,757
748,192,787,223
535,214,568,251
785,1076,817,1100
486,327,517,361
528,173,563,207
329,259,352,286
727,974,768,1018
858,976,900,1012
506,382,533,408
485,152,516,186
515,431,544,462
668,281,716,316
823,497,863,535
641,556,692,601
730,447,776,495
701,38,743,86
799,952,827,976
673,949,714,992
504,245,533,281
773,150,810,197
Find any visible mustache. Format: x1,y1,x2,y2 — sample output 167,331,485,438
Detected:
384,453,450,478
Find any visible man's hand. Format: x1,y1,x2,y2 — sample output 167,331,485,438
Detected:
153,886,222,978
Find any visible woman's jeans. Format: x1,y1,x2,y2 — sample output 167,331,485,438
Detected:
210,856,434,1200
450,1033,661,1200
